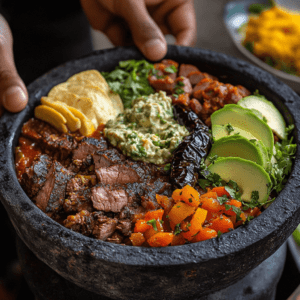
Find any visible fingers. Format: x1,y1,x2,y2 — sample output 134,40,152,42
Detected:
115,0,167,61
152,0,197,46
0,15,28,114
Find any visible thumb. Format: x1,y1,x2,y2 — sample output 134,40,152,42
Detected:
117,0,167,61
0,15,28,114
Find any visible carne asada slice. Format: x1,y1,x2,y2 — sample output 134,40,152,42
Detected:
63,175,96,213
34,161,74,218
72,136,108,171
20,154,52,198
91,184,130,213
92,211,118,240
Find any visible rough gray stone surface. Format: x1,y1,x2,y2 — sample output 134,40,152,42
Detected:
0,45,300,300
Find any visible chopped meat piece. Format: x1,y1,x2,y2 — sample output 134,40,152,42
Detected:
148,75,175,94
187,71,218,86
190,98,203,115
92,212,118,240
63,210,94,236
34,161,74,217
91,184,130,213
21,118,77,161
72,136,108,170
193,78,215,98
116,219,132,236
21,154,52,198
178,64,200,77
93,148,125,169
106,232,124,244
95,164,140,185
153,59,179,80
174,76,193,96
63,176,96,213
237,85,251,97
172,93,190,106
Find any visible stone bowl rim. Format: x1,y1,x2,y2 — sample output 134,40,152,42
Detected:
0,45,300,268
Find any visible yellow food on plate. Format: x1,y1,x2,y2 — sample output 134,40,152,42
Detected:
41,97,81,132
35,69,124,135
34,105,68,133
243,6,300,76
67,106,95,136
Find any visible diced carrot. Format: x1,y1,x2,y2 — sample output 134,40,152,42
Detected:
234,212,247,228
206,211,222,221
209,215,234,233
223,199,242,216
180,185,200,207
200,191,218,199
148,232,174,247
172,189,182,202
144,209,164,221
134,219,151,233
171,232,186,246
130,233,146,246
156,194,174,214
168,202,196,225
182,208,207,240
144,220,164,240
200,197,225,214
211,186,231,197
192,228,218,242
132,213,145,223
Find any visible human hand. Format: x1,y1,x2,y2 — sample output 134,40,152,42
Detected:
0,15,28,116
80,0,197,61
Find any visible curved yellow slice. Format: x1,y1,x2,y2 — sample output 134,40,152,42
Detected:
34,105,68,133
41,97,81,132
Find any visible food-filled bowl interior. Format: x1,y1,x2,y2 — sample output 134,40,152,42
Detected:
1,45,300,299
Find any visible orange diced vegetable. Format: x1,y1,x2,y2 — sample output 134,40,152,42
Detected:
132,213,145,223
148,232,174,247
200,197,225,213
209,215,234,233
234,212,247,227
223,199,242,216
182,208,207,240
171,233,186,246
200,191,218,199
156,195,173,214
130,232,146,246
134,219,151,233
211,186,231,197
181,185,200,207
172,189,182,202
192,228,218,242
144,209,164,221
144,220,164,240
168,202,196,225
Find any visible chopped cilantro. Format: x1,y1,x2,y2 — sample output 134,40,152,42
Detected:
146,219,157,231
164,163,171,172
225,123,234,134
174,223,182,235
208,154,218,164
102,59,155,108
164,65,177,73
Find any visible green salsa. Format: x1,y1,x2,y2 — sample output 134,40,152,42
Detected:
104,91,189,164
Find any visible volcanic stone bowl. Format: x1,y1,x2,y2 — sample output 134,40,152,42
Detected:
0,45,300,300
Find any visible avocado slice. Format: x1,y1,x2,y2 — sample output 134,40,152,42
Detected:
208,157,272,203
206,135,269,169
221,104,264,120
238,95,286,140
212,124,257,141
211,106,274,156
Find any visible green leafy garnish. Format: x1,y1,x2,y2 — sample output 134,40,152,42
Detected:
102,59,155,108
225,123,234,135
147,219,158,231
164,65,177,73
174,223,182,235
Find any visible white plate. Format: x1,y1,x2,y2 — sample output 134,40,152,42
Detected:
224,0,300,93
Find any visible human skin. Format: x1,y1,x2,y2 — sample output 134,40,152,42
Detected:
0,0,196,114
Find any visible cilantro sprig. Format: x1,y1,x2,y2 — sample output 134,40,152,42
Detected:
102,60,155,108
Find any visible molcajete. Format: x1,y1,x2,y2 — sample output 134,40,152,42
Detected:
0,46,299,300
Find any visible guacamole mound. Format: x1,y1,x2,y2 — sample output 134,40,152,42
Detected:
104,91,189,164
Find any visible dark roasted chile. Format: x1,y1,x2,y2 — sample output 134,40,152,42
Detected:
173,104,206,132
170,107,211,189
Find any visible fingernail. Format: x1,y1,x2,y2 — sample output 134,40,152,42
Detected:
3,86,27,113
142,39,167,61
